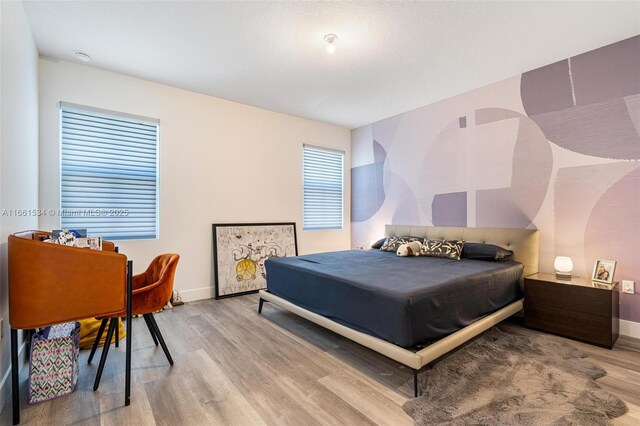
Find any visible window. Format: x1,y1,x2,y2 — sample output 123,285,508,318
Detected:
303,145,344,230
60,102,159,240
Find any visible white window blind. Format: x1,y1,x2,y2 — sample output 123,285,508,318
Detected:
60,103,159,240
303,145,344,230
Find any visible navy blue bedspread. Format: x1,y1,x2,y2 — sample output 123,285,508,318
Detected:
265,250,523,347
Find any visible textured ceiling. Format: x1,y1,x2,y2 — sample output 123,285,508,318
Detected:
23,1,640,129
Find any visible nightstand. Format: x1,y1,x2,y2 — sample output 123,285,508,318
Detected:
524,273,619,349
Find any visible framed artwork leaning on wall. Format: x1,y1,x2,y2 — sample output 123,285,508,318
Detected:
212,222,298,299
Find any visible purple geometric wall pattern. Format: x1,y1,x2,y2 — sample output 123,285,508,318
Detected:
357,80,529,233
626,94,640,137
471,109,553,228
351,140,387,223
351,168,421,248
418,107,551,229
521,36,640,160
383,169,421,227
351,162,385,223
418,118,473,224
554,162,640,281
509,118,553,222
371,112,404,151
350,35,640,326
370,95,482,163
432,192,467,227
351,124,377,167
476,188,532,229
570,35,640,107
520,59,574,116
475,108,527,125
521,35,640,115
529,97,640,160
373,139,387,164
584,166,640,322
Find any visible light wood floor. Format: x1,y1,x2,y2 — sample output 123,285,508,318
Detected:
2,294,639,425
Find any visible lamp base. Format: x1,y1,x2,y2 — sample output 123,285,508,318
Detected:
555,271,572,280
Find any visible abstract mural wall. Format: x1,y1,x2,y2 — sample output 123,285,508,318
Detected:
351,35,640,323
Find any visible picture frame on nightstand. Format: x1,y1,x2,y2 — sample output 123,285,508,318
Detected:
592,282,612,290
592,259,616,284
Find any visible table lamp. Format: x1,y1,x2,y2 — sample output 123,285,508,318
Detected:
554,256,573,279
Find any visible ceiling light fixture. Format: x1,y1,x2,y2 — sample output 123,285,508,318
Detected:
74,51,91,63
324,34,337,54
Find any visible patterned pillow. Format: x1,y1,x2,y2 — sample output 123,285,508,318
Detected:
379,236,422,252
420,239,465,260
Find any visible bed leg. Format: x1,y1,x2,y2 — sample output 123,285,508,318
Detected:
413,369,419,397
258,298,264,314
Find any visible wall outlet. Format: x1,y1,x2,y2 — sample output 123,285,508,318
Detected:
622,280,635,294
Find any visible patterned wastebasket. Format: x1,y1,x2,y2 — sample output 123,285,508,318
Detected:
28,322,80,403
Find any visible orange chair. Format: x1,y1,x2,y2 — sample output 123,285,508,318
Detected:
88,253,180,390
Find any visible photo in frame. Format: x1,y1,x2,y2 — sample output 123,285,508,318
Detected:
592,259,616,284
213,222,298,299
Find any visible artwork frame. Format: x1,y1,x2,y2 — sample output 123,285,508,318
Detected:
592,259,616,284
213,222,298,299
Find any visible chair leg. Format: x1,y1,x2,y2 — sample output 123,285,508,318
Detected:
147,314,174,366
93,318,118,391
115,319,120,348
88,318,109,364
143,314,159,346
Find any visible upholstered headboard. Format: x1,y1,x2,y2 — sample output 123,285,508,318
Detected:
385,225,539,283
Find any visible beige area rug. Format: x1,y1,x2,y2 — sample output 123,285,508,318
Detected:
404,328,627,425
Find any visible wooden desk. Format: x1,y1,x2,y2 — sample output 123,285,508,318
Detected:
8,231,133,425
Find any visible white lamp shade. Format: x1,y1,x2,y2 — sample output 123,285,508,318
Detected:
554,256,573,276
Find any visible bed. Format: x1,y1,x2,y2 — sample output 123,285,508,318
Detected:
258,225,539,396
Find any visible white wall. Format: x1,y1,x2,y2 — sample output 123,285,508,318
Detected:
0,0,39,410
39,59,351,301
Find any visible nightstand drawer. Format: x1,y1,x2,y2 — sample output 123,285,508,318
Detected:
524,280,611,317
524,303,614,347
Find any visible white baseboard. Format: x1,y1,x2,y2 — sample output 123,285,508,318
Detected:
0,339,28,415
620,320,640,339
178,286,214,302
